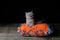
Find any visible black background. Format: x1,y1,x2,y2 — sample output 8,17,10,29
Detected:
0,0,58,23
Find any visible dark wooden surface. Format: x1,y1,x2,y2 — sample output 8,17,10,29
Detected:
0,23,60,40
